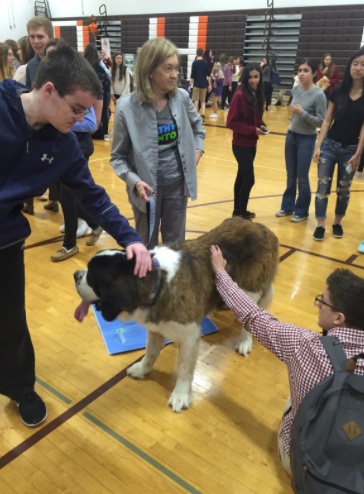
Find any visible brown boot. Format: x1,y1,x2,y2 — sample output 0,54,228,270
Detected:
22,204,34,215
51,246,79,262
86,227,104,246
44,201,59,212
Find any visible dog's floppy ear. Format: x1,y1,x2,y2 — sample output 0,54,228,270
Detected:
98,284,132,322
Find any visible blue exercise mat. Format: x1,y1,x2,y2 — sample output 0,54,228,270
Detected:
92,305,218,355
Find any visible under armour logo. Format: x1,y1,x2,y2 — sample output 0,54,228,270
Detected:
41,154,54,164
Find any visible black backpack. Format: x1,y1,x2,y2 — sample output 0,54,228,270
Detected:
291,336,364,493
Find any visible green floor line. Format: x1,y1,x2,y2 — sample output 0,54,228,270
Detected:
83,412,203,494
36,376,72,404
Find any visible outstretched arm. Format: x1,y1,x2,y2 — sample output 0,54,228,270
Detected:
211,245,312,364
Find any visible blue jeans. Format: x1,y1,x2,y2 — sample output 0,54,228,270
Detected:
281,130,316,217
315,138,357,220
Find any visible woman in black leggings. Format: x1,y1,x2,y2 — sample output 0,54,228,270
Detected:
226,63,267,219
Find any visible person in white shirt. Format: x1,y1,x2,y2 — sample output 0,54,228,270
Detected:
13,36,36,86
111,53,131,102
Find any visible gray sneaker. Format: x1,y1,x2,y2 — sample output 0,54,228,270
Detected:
276,210,293,217
290,215,308,223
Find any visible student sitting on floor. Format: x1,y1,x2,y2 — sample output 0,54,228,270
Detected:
210,244,364,475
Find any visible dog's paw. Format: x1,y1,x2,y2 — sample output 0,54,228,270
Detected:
127,361,147,379
235,329,253,356
168,390,191,413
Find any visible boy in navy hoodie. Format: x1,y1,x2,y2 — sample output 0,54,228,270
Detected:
0,44,151,427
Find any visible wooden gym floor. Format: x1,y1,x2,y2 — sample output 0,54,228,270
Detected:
1,104,364,494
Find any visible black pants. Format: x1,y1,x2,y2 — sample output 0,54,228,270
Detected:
60,183,99,250
264,81,273,110
102,91,109,136
0,242,35,401
114,94,121,100
221,85,232,108
358,153,364,173
233,144,256,215
232,81,238,96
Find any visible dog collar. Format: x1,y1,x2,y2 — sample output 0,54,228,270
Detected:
142,257,161,308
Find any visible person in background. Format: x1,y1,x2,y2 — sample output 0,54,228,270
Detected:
26,16,54,88
219,53,228,74
237,59,244,88
4,39,21,69
317,53,340,104
203,48,214,105
100,50,111,70
110,53,130,102
99,52,112,122
189,47,210,121
226,63,267,220
209,63,224,118
111,38,205,248
354,154,364,179
100,56,111,77
203,48,214,73
221,56,235,110
261,57,272,111
13,36,35,85
23,16,55,212
0,44,15,82
84,43,110,142
276,58,326,223
231,56,240,95
312,49,364,242
210,244,364,476
176,65,184,88
39,39,103,262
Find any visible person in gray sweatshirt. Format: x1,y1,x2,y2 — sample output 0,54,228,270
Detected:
276,58,327,222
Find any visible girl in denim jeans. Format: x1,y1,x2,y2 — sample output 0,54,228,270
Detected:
276,59,327,222
313,49,364,242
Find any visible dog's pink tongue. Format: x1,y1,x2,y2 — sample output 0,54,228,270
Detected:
74,301,91,322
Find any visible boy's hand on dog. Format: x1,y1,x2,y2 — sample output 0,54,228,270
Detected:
210,245,227,273
126,243,152,277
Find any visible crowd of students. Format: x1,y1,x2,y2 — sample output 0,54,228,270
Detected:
226,49,364,253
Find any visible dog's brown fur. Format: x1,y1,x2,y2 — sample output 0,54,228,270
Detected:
147,217,279,324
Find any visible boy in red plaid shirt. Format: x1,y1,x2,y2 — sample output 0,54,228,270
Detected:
210,245,364,474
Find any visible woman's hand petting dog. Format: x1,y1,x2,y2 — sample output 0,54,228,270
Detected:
210,245,227,273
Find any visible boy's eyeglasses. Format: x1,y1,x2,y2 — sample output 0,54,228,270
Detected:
53,85,90,117
314,294,341,312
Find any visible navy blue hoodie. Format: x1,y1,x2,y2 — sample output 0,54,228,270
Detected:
0,79,142,249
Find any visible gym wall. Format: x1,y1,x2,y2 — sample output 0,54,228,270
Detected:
52,3,364,89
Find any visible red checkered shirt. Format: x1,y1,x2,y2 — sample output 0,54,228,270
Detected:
216,270,364,455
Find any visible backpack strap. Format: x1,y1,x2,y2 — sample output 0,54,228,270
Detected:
319,336,348,373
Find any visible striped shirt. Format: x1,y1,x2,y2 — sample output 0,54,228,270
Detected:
215,270,364,455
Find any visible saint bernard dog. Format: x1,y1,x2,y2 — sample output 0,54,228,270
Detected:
74,217,279,413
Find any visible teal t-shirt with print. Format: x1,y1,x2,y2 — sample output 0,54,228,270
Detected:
156,104,183,186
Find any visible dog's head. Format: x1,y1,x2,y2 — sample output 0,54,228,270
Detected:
74,249,153,322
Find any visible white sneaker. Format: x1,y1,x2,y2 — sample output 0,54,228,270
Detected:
60,220,91,237
209,113,218,118
104,135,110,142
77,219,91,238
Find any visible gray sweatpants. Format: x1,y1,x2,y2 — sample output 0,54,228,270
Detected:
131,178,188,249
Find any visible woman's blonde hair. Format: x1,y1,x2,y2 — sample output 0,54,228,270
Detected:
0,44,15,82
134,38,179,103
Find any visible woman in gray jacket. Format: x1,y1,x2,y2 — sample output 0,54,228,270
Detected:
110,38,206,248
